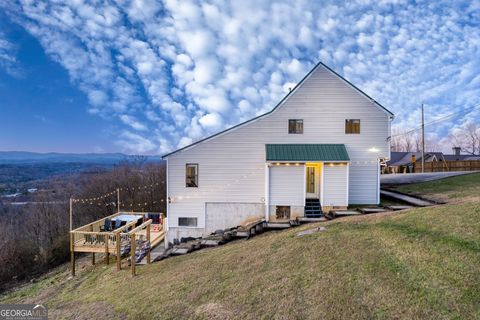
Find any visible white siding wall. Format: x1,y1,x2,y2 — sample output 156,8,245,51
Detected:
269,165,305,206
166,64,390,239
323,164,348,206
349,162,379,204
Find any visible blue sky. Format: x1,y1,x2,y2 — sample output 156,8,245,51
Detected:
0,1,479,154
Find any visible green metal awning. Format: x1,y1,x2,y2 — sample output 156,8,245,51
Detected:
265,144,350,162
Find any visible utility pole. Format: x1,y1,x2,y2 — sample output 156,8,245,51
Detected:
421,103,425,173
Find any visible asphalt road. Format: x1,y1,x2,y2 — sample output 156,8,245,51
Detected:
380,171,478,185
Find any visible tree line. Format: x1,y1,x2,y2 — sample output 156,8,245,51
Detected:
0,159,165,291
391,123,480,154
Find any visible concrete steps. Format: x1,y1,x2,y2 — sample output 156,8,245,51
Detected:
332,210,362,216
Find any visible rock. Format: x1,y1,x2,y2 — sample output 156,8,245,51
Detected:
171,248,189,255
296,226,326,237
201,240,219,247
180,236,197,243
236,231,249,238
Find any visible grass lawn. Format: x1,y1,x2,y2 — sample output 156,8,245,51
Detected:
1,175,479,319
394,172,480,202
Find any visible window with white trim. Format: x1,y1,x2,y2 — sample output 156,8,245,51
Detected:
288,119,303,134
186,163,198,187
345,119,360,134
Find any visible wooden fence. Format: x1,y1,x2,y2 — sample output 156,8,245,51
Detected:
414,160,480,172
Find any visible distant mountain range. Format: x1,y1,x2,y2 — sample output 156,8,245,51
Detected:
0,151,161,164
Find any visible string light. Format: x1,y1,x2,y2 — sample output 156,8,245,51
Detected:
71,182,166,207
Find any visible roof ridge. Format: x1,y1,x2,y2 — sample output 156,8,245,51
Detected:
163,61,393,158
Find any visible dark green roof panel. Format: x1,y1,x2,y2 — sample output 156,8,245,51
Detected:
266,144,350,161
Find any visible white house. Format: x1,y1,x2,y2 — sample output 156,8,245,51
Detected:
162,62,393,244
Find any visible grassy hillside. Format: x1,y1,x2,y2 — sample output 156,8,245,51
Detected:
394,172,480,202
1,175,479,320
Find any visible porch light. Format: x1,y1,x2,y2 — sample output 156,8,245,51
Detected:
295,163,299,166
276,162,280,166
286,163,290,166
368,147,380,152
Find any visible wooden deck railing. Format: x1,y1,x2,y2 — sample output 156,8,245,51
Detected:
128,220,152,276
70,211,164,276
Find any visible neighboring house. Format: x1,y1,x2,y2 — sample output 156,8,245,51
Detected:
385,151,445,173
443,147,480,161
162,62,394,244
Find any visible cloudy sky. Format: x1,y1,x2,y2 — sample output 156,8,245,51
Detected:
0,0,479,154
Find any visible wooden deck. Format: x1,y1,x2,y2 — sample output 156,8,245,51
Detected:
70,211,165,276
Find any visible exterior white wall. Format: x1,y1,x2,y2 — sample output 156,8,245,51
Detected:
165,64,391,241
349,162,380,204
269,165,305,206
322,164,349,206
205,202,264,234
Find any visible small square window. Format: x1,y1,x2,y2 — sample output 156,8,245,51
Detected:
186,163,198,187
276,206,291,220
178,217,197,227
288,119,303,134
345,119,360,134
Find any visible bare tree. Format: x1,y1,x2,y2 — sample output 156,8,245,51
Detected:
450,123,480,155
0,160,166,290
390,130,418,152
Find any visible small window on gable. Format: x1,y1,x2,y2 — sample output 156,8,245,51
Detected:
186,164,198,187
288,119,303,134
345,119,360,134
178,217,197,227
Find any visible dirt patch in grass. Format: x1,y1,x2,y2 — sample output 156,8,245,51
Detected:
193,302,235,320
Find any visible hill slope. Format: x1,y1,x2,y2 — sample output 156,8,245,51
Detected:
2,174,479,319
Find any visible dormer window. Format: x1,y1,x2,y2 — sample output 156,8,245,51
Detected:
288,119,303,134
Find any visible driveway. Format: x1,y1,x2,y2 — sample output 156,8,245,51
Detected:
380,171,477,185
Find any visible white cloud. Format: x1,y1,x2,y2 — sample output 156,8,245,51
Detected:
0,32,22,77
1,0,479,154
119,115,148,131
199,112,223,129
116,131,155,154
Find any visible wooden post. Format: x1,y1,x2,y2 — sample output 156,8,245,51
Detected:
117,188,121,212
69,198,73,231
92,253,95,265
131,233,136,277
105,234,110,265
116,232,121,271
70,232,75,276
146,224,151,264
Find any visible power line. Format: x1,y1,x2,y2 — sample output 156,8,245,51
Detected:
390,104,480,139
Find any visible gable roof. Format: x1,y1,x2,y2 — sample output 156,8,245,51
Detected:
162,61,394,159
443,154,480,161
387,152,446,166
266,144,350,162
